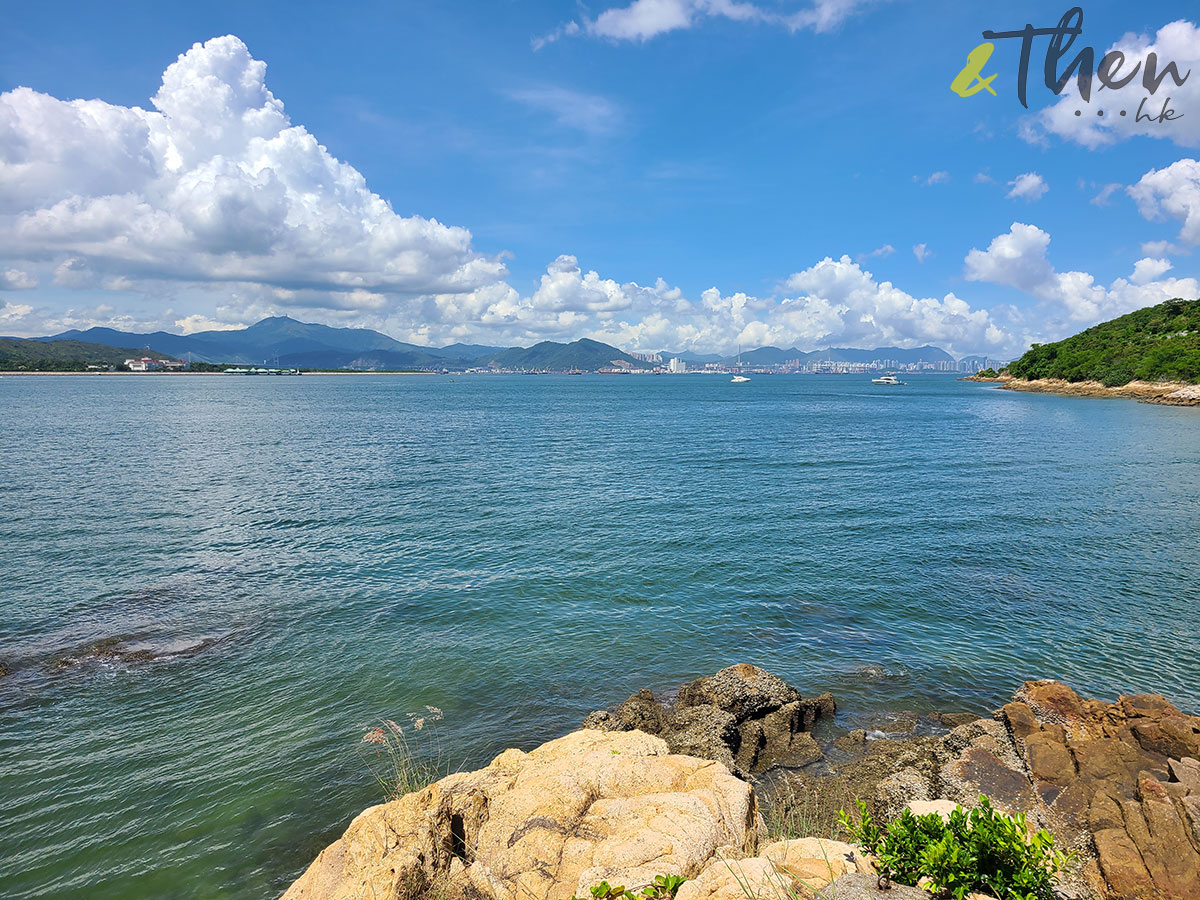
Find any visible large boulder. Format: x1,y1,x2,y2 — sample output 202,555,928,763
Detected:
282,730,762,900
583,665,835,777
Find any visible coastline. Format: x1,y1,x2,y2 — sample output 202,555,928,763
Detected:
283,666,1200,900
960,373,1200,407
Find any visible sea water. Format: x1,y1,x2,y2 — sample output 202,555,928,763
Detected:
1,374,1197,899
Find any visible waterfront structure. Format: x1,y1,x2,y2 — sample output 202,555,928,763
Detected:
124,357,187,372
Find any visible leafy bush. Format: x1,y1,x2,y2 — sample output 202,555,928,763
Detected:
574,875,687,900
837,797,1070,900
976,368,999,378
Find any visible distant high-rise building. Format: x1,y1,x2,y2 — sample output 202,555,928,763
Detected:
668,357,687,373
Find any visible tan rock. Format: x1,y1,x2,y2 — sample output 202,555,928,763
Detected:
1025,732,1076,786
1120,694,1182,720
1134,777,1200,898
1182,795,1200,848
283,729,760,900
1018,681,1088,732
1001,701,1041,743
1168,757,1200,794
1093,827,1154,898
677,839,871,900
905,799,959,820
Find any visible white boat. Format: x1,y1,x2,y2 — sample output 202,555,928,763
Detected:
872,374,904,385
731,344,750,383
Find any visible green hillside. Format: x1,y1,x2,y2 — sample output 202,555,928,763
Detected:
484,338,639,371
0,337,169,371
1006,299,1200,387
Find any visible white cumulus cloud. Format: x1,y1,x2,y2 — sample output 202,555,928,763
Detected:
1128,157,1200,244
1006,172,1048,202
1027,19,1200,148
965,222,1198,329
0,36,506,299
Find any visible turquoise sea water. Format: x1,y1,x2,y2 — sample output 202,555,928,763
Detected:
1,373,1198,899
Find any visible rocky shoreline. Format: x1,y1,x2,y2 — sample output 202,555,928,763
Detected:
283,666,1200,900
959,374,1200,407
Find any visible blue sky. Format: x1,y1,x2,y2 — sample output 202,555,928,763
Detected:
1,0,1198,356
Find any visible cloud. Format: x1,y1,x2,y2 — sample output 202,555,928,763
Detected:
1,33,1186,363
1090,182,1123,206
1141,239,1185,257
1006,172,1049,202
1025,19,1200,148
855,243,894,264
913,243,930,263
534,0,873,47
0,299,33,322
1130,257,1173,284
965,222,1199,327
1128,157,1200,244
505,86,622,135
973,172,995,184
174,313,248,334
914,171,950,186
964,223,1056,294
0,267,36,289
359,252,1018,357
0,36,506,300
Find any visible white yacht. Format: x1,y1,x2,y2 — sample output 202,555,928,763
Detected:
872,373,904,385
731,344,750,382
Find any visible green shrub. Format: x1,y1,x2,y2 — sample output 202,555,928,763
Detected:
574,875,687,900
837,797,1070,900
976,368,999,378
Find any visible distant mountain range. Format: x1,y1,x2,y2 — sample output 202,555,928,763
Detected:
15,316,644,371
33,317,494,369
7,315,975,371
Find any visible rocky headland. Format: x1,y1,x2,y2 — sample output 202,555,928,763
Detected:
959,374,1200,407
283,666,1200,900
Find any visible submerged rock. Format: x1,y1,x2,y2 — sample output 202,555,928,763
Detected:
48,633,226,671
582,664,835,777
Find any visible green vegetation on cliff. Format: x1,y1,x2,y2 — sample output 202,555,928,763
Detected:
1006,299,1200,386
